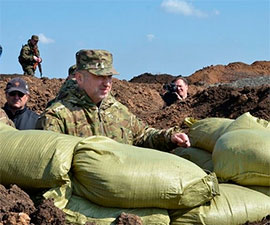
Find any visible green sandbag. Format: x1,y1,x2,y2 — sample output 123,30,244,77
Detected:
213,129,270,186
72,136,219,209
44,182,170,225
224,112,270,132
64,195,170,225
0,122,82,189
173,147,213,172
187,117,234,152
169,183,270,225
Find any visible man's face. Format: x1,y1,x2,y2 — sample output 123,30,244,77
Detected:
174,79,188,99
31,39,38,46
76,71,112,104
6,91,29,111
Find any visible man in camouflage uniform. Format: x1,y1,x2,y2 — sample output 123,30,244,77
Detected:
18,35,42,76
0,108,15,127
37,49,190,151
46,64,77,108
67,64,76,80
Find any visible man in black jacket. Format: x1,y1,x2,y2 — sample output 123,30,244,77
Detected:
162,77,189,106
2,77,39,130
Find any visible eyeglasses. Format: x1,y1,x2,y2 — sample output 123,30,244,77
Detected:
8,91,25,97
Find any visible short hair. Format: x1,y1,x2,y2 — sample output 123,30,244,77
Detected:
172,76,189,85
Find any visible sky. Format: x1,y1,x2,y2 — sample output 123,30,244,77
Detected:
0,0,269,80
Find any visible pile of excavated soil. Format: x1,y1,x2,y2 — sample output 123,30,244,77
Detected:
0,60,270,225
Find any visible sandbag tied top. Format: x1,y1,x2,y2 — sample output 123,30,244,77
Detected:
186,117,234,152
213,129,270,186
72,135,220,209
169,183,270,225
0,127,82,189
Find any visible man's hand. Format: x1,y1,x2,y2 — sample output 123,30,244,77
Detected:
171,133,191,148
33,56,42,63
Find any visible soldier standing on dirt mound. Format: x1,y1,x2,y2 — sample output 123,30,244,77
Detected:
18,35,42,76
37,49,190,151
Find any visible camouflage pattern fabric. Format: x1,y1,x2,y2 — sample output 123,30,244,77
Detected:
46,79,76,108
67,64,76,80
76,49,119,76
37,80,180,151
0,108,15,127
18,40,40,76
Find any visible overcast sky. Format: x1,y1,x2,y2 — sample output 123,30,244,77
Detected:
0,0,269,80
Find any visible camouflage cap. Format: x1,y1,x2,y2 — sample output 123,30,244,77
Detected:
68,64,76,76
75,49,119,76
31,35,39,41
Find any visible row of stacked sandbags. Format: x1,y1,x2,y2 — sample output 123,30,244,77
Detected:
0,122,219,225
172,112,270,224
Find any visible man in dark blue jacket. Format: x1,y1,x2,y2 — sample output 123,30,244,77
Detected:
2,77,39,130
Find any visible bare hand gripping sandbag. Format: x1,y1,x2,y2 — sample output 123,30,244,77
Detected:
0,122,82,189
71,136,219,209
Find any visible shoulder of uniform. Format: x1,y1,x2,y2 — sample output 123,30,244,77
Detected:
46,102,68,113
23,43,30,47
109,96,130,111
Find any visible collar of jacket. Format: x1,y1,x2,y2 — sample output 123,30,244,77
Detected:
3,103,27,118
64,84,115,110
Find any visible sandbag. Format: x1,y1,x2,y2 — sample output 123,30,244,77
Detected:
186,117,234,152
0,122,82,189
173,147,213,172
44,182,170,225
224,112,270,132
64,195,170,225
169,183,270,225
72,136,219,209
213,129,270,186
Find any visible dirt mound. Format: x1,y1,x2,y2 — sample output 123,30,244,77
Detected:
0,60,270,225
0,184,66,225
187,60,270,85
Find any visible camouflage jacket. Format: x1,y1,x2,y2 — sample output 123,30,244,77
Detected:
37,80,180,151
0,108,15,128
18,40,40,66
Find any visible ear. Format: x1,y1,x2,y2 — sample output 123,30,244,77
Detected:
75,72,84,86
